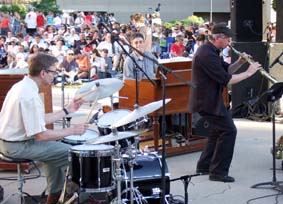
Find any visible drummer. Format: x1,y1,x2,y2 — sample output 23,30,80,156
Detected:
0,53,88,204
123,32,158,80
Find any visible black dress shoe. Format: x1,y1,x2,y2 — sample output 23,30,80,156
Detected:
209,174,235,183
196,169,209,175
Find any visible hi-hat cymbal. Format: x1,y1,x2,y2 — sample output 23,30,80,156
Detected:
86,130,141,145
74,78,124,102
110,98,171,129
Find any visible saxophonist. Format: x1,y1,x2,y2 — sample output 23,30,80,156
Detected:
189,22,261,182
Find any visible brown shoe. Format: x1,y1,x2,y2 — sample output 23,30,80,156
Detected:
47,191,61,204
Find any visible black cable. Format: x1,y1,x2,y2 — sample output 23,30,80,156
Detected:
246,192,283,204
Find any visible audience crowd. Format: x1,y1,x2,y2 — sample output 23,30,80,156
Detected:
0,9,225,83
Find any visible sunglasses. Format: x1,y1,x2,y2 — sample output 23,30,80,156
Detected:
68,53,74,56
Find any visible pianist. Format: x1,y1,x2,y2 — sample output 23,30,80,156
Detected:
123,32,158,80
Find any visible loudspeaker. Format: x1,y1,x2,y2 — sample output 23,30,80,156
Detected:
231,42,269,118
230,0,263,42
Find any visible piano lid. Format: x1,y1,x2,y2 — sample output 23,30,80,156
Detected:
158,57,192,64
0,68,28,75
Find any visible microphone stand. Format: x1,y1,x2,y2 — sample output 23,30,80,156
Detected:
170,173,200,204
61,68,66,128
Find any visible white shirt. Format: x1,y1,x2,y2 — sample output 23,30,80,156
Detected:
0,76,47,141
25,11,37,29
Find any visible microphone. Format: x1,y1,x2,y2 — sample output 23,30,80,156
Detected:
269,51,283,69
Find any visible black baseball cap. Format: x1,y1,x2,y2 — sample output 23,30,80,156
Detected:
211,23,234,37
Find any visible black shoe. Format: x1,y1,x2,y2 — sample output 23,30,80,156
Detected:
196,169,209,175
209,174,235,183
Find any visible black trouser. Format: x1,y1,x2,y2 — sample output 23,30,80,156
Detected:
197,109,237,176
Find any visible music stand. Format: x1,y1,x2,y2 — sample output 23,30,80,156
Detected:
251,82,283,192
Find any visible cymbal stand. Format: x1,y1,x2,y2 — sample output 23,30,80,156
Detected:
112,130,124,204
122,140,147,204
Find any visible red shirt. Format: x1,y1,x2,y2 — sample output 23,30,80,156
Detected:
37,15,45,27
170,43,185,57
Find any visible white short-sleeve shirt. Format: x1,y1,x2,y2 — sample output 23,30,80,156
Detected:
0,76,47,141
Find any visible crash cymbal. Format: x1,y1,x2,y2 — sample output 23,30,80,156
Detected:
74,78,124,102
86,130,140,145
110,98,171,129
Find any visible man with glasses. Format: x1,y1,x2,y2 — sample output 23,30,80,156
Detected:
123,32,157,80
0,53,87,204
57,49,79,83
189,23,261,182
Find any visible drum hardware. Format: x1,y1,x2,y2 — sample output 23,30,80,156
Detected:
88,108,102,125
65,112,87,128
111,135,147,204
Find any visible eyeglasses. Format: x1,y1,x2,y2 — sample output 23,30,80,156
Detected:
45,69,58,76
68,53,74,56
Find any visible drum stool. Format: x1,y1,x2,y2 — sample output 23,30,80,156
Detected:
0,152,40,204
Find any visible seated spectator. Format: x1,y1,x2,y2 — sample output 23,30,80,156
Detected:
100,48,112,78
90,48,106,79
29,44,40,55
75,48,91,79
57,49,79,83
10,53,28,69
84,35,96,53
170,35,185,57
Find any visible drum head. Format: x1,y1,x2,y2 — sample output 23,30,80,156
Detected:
97,109,130,128
63,129,99,144
70,144,114,152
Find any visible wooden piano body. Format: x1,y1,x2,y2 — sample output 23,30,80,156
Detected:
0,72,53,170
119,59,206,156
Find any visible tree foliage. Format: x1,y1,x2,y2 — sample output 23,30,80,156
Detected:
163,15,205,29
272,0,277,11
31,0,60,15
0,4,27,18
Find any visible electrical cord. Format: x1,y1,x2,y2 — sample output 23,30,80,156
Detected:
246,192,283,204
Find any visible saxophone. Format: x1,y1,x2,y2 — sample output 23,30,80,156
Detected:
229,45,278,84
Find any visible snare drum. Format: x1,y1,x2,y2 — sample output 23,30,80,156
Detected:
69,144,115,192
63,129,99,145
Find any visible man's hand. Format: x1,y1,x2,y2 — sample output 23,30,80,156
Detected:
66,98,85,113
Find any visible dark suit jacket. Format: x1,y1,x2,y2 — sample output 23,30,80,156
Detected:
189,41,232,116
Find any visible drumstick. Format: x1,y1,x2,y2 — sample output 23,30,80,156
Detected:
74,87,98,102
74,82,100,102
85,92,100,124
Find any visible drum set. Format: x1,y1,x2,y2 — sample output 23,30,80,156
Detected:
59,78,171,204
